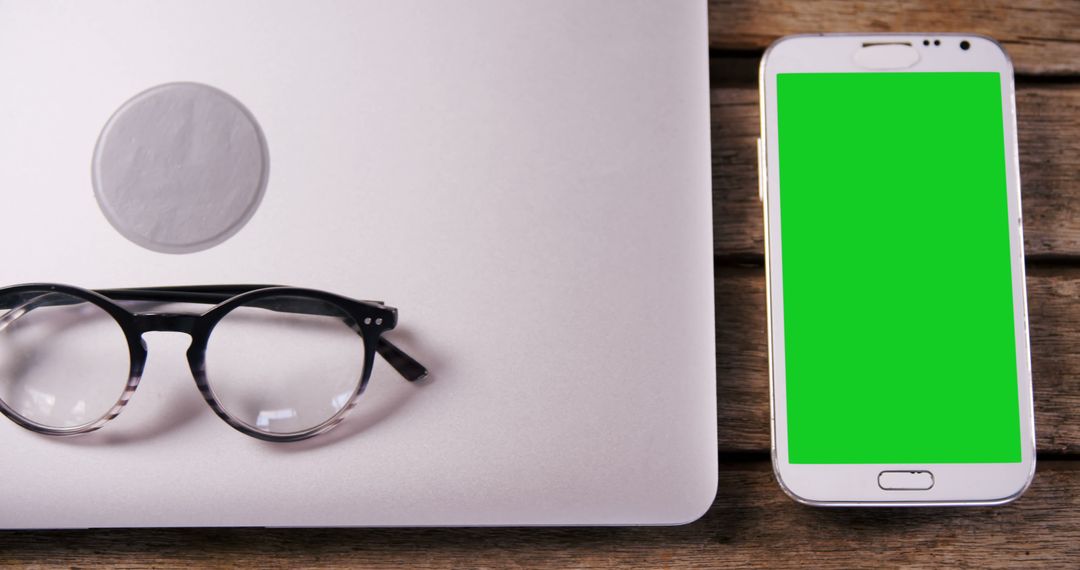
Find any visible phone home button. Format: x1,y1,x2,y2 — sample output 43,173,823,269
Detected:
878,470,934,490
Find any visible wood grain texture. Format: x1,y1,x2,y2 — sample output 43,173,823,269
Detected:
716,265,1080,454
1,461,1076,569
712,84,1080,257
709,0,1080,76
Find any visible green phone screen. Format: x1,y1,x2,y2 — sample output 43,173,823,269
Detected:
777,72,1022,464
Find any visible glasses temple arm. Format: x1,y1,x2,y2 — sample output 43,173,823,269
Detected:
97,286,387,308
376,338,429,382
96,286,281,305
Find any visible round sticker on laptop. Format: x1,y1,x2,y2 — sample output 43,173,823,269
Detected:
91,82,269,254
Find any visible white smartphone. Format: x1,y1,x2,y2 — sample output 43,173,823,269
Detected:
759,34,1035,506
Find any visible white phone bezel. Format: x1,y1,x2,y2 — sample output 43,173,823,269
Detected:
759,34,1036,506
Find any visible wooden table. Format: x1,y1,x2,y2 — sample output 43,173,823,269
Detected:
3,2,1078,567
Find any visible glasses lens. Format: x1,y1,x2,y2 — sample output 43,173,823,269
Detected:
205,295,367,435
0,290,132,430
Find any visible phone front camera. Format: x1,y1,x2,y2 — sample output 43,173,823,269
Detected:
960,40,971,51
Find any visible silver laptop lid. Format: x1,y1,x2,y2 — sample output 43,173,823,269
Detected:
0,0,715,527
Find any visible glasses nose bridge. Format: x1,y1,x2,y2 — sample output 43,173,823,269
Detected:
134,313,200,336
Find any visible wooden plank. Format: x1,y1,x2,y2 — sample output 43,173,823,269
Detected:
709,0,1080,76
715,265,1080,454
1016,86,1080,257
711,87,764,256
1,461,1076,568
711,85,1080,257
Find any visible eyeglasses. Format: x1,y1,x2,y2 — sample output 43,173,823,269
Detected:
0,283,427,442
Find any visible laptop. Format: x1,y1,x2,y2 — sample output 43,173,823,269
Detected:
0,0,716,527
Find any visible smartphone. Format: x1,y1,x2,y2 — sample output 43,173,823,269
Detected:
759,34,1035,506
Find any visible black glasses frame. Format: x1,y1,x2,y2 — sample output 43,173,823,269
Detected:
0,283,428,442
